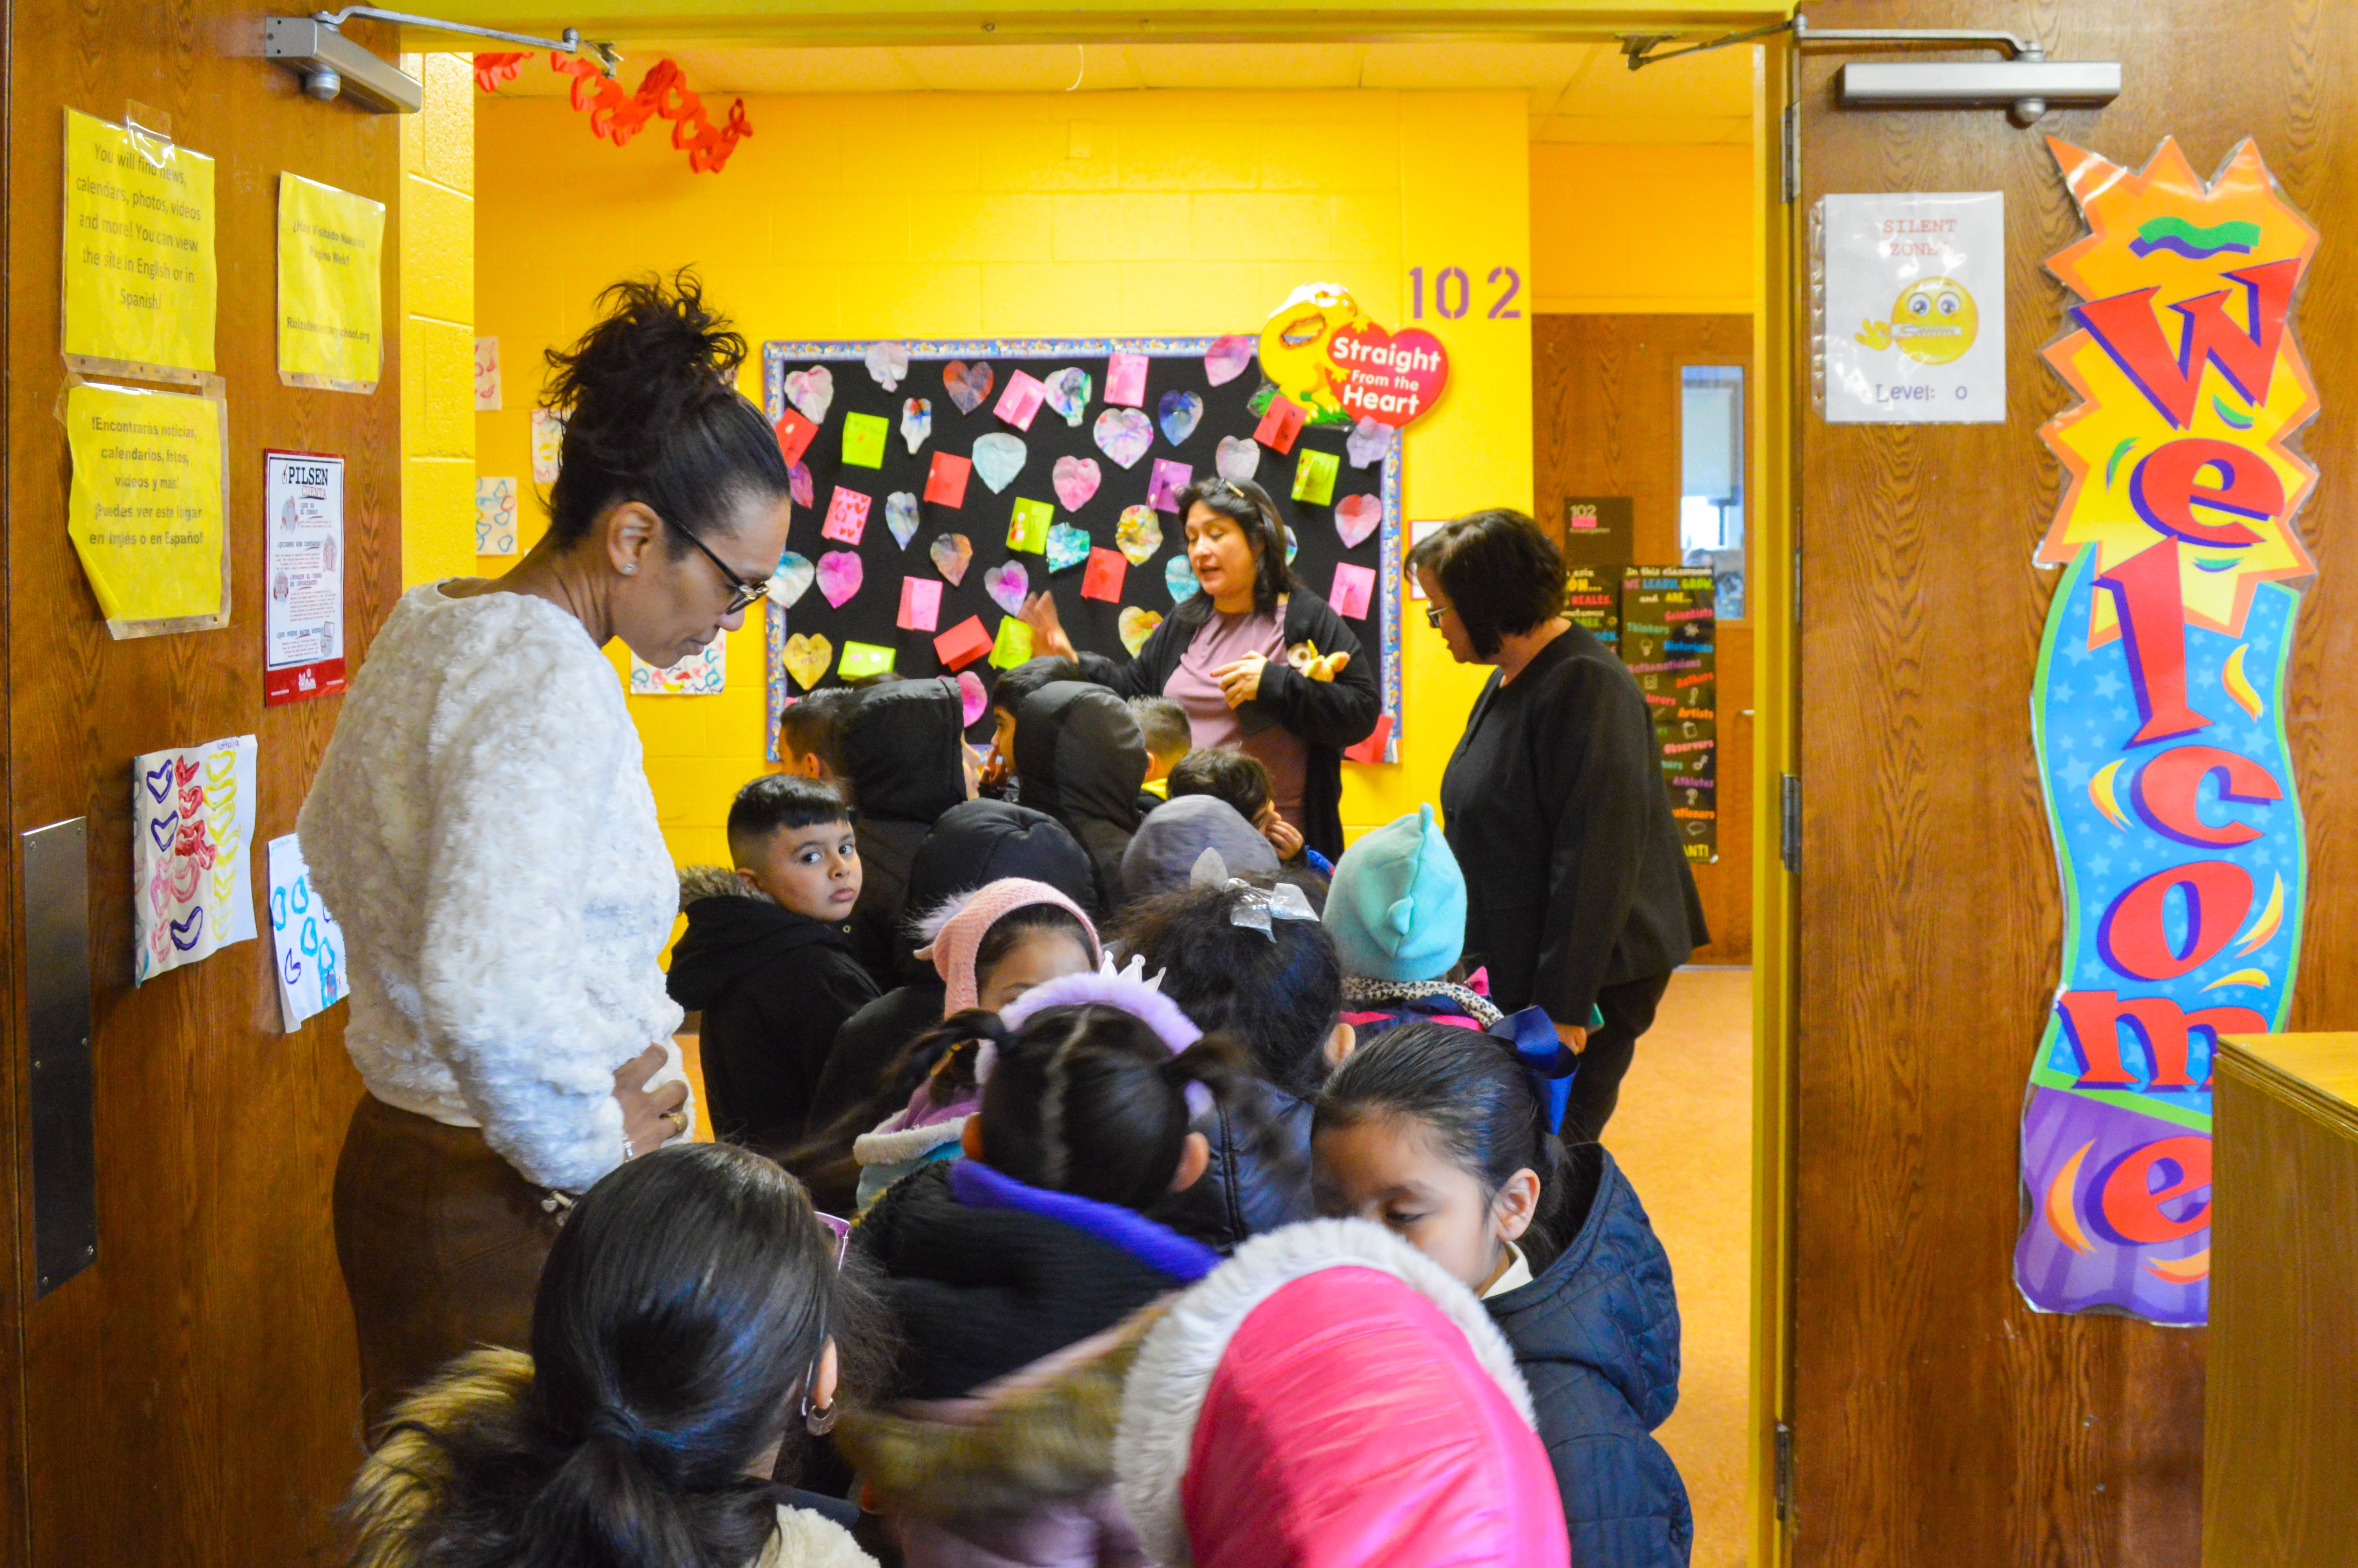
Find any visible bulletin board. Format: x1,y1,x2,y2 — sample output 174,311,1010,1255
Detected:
760,338,1402,760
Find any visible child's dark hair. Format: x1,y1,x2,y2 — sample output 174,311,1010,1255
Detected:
1314,1021,1575,1270
974,902,1096,985
1110,882,1340,1099
727,774,852,865
540,271,790,553
1167,748,1272,823
1128,697,1192,761
778,686,858,771
990,656,1081,720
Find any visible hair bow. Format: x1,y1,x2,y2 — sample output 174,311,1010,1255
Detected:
1189,847,1319,937
1489,1005,1578,1137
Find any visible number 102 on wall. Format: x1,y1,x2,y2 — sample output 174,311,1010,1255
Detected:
1408,266,1522,321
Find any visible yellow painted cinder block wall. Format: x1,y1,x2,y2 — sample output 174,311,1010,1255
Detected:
1529,142,1753,314
475,88,1529,868
399,53,478,586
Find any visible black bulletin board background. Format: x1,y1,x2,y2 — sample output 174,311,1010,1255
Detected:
761,338,1397,752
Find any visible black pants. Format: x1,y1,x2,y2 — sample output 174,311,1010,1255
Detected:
1562,969,1675,1147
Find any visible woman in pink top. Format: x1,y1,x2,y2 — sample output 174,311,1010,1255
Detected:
1022,478,1379,864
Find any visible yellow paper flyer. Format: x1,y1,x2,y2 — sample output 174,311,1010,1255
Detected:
61,108,216,379
278,174,385,392
65,381,229,632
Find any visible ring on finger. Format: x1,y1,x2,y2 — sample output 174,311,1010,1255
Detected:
663,1108,688,1135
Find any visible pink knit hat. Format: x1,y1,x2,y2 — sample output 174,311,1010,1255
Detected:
916,877,1101,1016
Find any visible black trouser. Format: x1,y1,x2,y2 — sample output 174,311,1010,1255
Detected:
1562,969,1675,1147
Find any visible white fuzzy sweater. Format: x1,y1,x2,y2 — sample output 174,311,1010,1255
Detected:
300,584,686,1191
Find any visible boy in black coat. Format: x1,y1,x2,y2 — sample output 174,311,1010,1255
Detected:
667,775,880,1153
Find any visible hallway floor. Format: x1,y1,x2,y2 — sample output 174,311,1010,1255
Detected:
1603,966,1754,1568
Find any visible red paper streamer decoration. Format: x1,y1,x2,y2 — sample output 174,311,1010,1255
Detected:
471,52,752,174
473,52,529,92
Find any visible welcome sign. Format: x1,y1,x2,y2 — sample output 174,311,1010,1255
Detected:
2015,138,2318,1325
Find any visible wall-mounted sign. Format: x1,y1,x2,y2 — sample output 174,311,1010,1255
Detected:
2015,137,2317,1327
277,174,384,393
61,108,216,382
1260,283,1449,430
1819,191,2005,424
1561,495,1634,568
263,451,345,705
1621,568,1716,864
64,378,230,638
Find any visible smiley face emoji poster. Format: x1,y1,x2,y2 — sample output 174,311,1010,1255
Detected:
1820,191,2007,423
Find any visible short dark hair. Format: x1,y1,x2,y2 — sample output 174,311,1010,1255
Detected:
1128,697,1192,761
778,686,857,772
1167,748,1271,823
1110,881,1341,1099
1170,476,1292,624
726,774,851,865
990,656,1080,720
1406,508,1567,659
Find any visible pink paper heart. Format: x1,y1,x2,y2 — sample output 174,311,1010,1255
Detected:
984,559,1030,617
1053,455,1102,511
944,359,995,416
1334,493,1381,549
817,550,864,608
957,671,988,727
1204,335,1253,387
785,365,834,425
1093,407,1153,469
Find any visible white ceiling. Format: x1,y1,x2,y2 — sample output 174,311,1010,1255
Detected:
483,39,1757,144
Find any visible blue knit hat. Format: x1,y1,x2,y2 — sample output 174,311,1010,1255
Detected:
1323,804,1467,982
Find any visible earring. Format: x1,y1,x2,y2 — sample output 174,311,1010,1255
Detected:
801,1394,840,1437
620,564,637,576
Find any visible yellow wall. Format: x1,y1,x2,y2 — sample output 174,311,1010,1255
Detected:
1530,142,1753,314
398,54,478,587
475,88,1529,867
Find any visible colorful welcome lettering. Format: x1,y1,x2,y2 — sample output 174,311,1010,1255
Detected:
2016,139,2318,1325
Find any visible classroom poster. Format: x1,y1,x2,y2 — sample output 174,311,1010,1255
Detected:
1563,567,1622,651
2014,138,2318,1327
1561,496,1635,568
277,174,385,392
1620,569,1716,863
263,451,345,705
630,638,726,696
1820,191,2005,423
132,735,257,985
61,108,216,381
266,834,346,1033
63,379,230,637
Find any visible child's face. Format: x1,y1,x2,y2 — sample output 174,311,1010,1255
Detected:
1313,1114,1531,1292
975,927,1094,1013
738,819,862,921
1143,746,1186,785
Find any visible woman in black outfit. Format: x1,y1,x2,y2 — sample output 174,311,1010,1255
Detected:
1411,509,1705,1142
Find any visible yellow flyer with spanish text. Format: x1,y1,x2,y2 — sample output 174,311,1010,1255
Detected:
61,108,216,379
64,381,229,634
278,173,385,392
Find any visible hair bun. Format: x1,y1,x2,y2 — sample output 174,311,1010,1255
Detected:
545,270,745,440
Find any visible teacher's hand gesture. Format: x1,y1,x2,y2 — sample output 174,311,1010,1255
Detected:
1019,592,1078,661
1212,651,1267,708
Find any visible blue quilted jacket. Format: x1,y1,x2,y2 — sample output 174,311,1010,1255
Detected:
1484,1147,1692,1568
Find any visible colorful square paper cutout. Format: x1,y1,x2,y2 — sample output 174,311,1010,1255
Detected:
926,451,972,508
839,641,897,680
1255,395,1307,454
842,411,889,468
1148,458,1192,513
1082,547,1127,603
989,616,1036,669
822,487,872,545
1106,353,1148,407
773,409,819,467
1292,449,1340,506
994,370,1048,430
1330,561,1377,620
898,576,943,633
1007,497,1054,554
935,615,992,672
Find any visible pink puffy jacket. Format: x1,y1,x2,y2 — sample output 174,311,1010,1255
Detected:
1115,1220,1570,1568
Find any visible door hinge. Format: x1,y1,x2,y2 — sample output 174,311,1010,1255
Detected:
1779,102,1800,203
1774,1420,1795,1521
1780,775,1802,875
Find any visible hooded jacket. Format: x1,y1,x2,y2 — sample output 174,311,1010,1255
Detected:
1487,1146,1692,1568
1151,1083,1315,1256
840,678,972,982
1011,683,1148,915
666,870,880,1151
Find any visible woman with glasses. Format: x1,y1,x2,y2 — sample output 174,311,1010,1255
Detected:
1020,476,1379,863
301,272,794,1418
1407,510,1705,1144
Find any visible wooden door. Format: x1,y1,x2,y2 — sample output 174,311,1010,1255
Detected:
1789,3,2358,1564
1533,314,1753,963
2,5,402,1561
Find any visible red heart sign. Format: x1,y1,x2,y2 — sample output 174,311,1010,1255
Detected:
1325,323,1449,428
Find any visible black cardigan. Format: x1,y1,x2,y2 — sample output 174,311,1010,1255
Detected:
1076,589,1380,861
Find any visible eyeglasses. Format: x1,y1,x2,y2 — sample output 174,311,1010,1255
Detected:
1423,604,1447,629
664,513,770,615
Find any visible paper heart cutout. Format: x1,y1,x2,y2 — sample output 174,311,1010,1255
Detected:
1044,367,1092,427
1119,606,1164,656
1286,525,1300,564
1166,555,1200,603
1093,407,1154,469
984,559,1030,617
957,670,989,728
768,551,816,607
1346,416,1396,469
865,341,910,391
1052,454,1102,511
944,359,995,416
148,810,180,853
785,365,834,426
1335,494,1381,549
789,463,814,509
1157,390,1203,446
1046,522,1091,574
783,633,833,691
818,550,864,608
930,532,974,586
972,433,1027,494
169,907,207,951
1204,334,1253,387
1215,435,1260,483
886,492,920,549
902,398,932,455
143,759,174,801
1116,505,1163,566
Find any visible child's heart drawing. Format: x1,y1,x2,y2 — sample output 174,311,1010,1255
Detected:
1093,407,1154,469
168,907,207,952
176,756,200,787
1157,390,1203,447
1215,435,1259,484
1116,506,1162,565
902,398,932,455
930,532,974,586
789,463,814,509
1204,335,1253,387
886,492,921,550
785,365,834,425
818,550,864,608
972,433,1027,494
783,633,833,691
148,810,179,853
957,670,989,728
865,341,910,391
1052,455,1101,511
1046,522,1091,575
984,559,1030,617
1044,367,1092,427
1119,606,1163,656
768,551,816,607
1166,555,1200,603
1346,416,1396,469
1334,494,1382,549
143,759,175,801
944,359,995,416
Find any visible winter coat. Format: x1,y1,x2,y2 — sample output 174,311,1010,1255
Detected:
1114,1219,1568,1568
1488,1146,1692,1568
1336,975,1504,1039
1076,590,1379,863
1151,1081,1315,1255
840,678,972,982
343,1348,874,1568
1010,684,1149,915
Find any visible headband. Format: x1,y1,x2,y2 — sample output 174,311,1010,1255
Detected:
1189,847,1318,937
995,966,1215,1119
1489,1005,1579,1137
915,878,1101,1017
